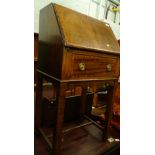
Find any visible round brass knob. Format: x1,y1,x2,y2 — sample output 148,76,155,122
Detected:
106,64,112,72
106,83,110,87
106,44,110,47
102,84,106,90
87,86,91,92
79,62,85,71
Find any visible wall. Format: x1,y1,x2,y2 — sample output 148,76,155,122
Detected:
34,0,120,39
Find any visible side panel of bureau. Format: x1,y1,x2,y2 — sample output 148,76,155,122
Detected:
38,4,64,79
62,48,120,80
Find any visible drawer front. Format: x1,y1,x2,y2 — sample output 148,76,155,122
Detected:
62,50,119,80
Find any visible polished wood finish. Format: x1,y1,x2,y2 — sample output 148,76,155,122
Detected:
35,3,120,155
35,73,43,130
34,61,38,84
54,4,120,54
52,82,67,155
38,4,64,79
38,4,119,80
62,49,120,80
34,33,39,84
34,33,39,60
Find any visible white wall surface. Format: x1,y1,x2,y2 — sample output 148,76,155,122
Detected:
34,0,120,39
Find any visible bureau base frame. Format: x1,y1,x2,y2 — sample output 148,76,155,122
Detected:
35,70,118,155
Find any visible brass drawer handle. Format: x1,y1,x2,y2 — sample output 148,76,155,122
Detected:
106,64,112,72
79,62,85,71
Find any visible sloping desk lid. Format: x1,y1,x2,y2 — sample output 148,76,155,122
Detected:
53,4,120,54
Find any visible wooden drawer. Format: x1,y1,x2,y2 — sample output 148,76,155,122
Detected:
62,50,119,80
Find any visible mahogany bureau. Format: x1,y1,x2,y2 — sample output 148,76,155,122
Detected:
35,3,120,155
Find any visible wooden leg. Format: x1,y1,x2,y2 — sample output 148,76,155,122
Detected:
52,82,66,155
80,87,87,120
35,72,43,133
103,81,118,140
93,85,98,107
